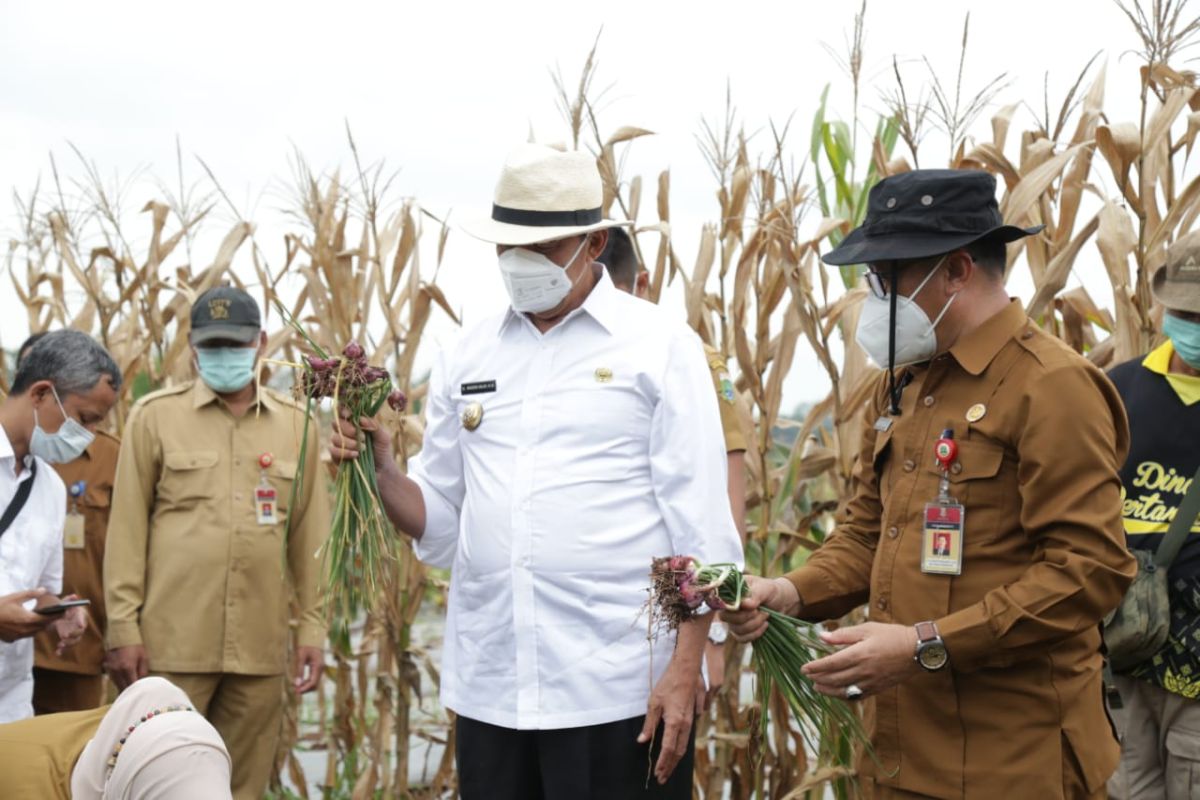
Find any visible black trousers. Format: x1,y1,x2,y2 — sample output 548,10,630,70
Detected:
456,714,695,800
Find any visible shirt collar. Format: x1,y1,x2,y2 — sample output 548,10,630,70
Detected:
1143,339,1200,405
948,299,1028,376
191,380,278,413
496,265,620,337
0,423,14,462
0,422,33,475
1143,339,1175,376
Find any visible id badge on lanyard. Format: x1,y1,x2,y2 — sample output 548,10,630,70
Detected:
921,430,965,576
64,481,86,550
255,453,279,526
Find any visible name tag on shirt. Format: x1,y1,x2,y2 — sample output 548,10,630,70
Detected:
64,513,86,550
461,381,497,395
256,486,278,526
921,503,964,575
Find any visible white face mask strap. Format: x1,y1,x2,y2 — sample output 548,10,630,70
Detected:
560,235,589,286
33,384,67,428
908,254,948,302
519,235,588,270
555,235,590,294
50,384,68,415
930,290,959,328
564,235,589,269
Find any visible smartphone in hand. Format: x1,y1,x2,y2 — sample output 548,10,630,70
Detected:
35,599,90,616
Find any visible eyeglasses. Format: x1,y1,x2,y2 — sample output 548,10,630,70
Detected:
868,263,902,298
864,268,892,299
865,254,955,300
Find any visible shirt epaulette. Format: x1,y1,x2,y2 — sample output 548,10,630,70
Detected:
93,429,121,448
265,386,308,412
702,343,727,372
1009,324,1078,372
131,381,194,409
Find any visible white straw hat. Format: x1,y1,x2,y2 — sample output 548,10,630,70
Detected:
460,143,631,246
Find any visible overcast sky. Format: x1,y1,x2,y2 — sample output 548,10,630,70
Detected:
0,0,1167,405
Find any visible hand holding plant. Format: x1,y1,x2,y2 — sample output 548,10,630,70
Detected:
281,305,407,644
647,556,871,759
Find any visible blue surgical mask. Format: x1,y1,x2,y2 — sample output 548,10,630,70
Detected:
30,385,95,464
196,347,258,393
1164,313,1200,370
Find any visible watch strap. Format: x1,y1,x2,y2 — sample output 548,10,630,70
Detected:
915,620,939,644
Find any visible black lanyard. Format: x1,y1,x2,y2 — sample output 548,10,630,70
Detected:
0,459,38,538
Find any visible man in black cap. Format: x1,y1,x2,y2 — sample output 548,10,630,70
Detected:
722,169,1135,797
104,285,330,800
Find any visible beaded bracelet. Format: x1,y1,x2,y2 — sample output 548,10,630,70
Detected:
105,704,195,771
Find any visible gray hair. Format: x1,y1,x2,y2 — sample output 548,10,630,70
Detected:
11,330,122,397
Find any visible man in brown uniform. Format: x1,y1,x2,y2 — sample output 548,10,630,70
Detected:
103,286,329,800
15,333,122,715
601,227,749,699
722,170,1135,798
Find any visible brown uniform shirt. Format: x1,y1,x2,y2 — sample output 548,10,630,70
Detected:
787,300,1136,797
33,432,120,676
104,381,329,675
704,345,748,453
0,703,107,800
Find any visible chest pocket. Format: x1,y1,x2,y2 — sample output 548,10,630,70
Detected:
265,460,297,518
923,437,1007,515
80,482,112,511
159,450,219,507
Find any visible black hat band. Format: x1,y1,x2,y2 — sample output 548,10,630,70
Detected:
492,204,602,227
865,209,1003,237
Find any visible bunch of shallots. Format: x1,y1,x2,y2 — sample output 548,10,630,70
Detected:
284,322,407,646
301,341,405,412
648,556,871,760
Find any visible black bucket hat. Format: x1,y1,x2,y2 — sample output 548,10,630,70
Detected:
822,169,1043,266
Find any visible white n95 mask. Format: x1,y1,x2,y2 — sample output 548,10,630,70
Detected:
855,257,958,368
498,237,588,314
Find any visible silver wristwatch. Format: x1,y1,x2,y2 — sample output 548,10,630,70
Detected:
914,620,949,671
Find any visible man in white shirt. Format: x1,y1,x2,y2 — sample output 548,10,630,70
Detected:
0,330,120,722
331,144,743,798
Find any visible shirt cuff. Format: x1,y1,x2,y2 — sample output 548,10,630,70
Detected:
297,622,326,650
106,620,143,650
935,603,1000,673
786,566,836,612
411,475,461,569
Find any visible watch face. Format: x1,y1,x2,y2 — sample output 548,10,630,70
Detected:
919,642,949,670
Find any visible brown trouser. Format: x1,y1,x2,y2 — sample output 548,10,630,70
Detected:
151,671,284,800
32,667,105,715
1109,672,1200,800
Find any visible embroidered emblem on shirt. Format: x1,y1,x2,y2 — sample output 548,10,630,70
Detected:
594,368,613,384
718,372,736,404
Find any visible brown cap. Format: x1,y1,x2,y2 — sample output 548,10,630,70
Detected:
1153,230,1200,314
